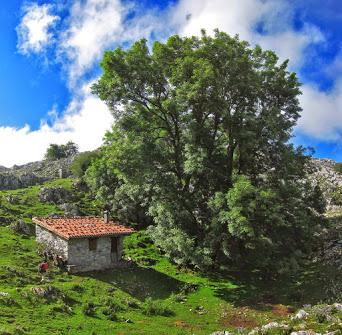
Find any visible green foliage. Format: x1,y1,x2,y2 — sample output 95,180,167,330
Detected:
70,150,99,178
331,186,342,206
88,31,324,272
45,141,78,161
334,162,342,174
82,302,96,316
142,298,174,317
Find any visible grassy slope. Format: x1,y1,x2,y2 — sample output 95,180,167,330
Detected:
0,180,341,335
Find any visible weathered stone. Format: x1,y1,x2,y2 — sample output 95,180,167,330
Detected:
10,220,32,235
36,224,125,273
333,303,342,311
261,322,279,330
59,203,80,216
39,186,71,204
292,309,309,320
0,156,74,190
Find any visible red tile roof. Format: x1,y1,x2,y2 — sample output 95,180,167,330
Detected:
33,216,135,240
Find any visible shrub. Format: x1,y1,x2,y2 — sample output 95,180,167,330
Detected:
45,141,78,161
331,187,342,206
142,298,174,317
124,298,140,309
102,309,118,321
82,302,96,316
334,162,342,174
71,151,99,178
71,284,85,293
105,299,125,312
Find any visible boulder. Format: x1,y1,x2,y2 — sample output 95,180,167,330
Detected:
9,220,32,235
292,309,309,320
39,186,71,204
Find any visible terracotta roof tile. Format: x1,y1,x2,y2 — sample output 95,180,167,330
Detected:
33,216,135,240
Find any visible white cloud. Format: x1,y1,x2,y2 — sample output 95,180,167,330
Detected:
59,0,127,84
59,0,170,85
297,82,342,141
0,83,112,167
9,0,339,167
16,3,59,55
171,0,324,68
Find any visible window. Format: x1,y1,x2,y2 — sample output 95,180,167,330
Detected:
111,237,118,253
89,238,97,251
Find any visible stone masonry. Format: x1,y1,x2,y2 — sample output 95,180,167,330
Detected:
36,225,68,259
36,224,125,273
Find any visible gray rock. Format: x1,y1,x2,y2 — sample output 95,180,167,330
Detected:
59,203,80,216
292,309,309,320
0,156,75,190
39,186,71,204
333,303,342,311
261,322,280,330
10,220,32,235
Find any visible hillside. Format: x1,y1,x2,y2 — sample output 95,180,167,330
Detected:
311,158,342,211
0,157,75,191
0,165,341,334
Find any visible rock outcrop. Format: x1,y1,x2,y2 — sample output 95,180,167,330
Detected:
310,159,342,210
0,157,75,190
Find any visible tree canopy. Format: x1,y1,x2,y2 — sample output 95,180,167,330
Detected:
45,141,79,161
88,30,324,272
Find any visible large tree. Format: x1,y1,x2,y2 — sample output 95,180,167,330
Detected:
89,30,323,271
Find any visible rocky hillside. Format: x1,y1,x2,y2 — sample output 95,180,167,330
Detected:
310,158,342,211
0,156,75,190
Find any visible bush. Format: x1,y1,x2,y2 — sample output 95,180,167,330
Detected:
104,299,125,312
82,302,96,316
142,298,174,317
45,141,78,161
71,151,99,178
102,299,125,321
124,298,140,309
334,163,342,174
331,187,342,206
71,284,85,293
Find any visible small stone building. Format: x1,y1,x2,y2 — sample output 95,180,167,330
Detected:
33,216,134,273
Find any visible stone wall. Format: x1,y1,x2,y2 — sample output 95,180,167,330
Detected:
68,236,124,272
35,225,68,259
36,225,125,272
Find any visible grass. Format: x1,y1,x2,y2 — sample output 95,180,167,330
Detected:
0,180,341,334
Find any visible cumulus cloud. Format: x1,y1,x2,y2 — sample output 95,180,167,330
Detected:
0,83,112,167
16,3,59,55
171,0,324,67
298,82,342,141
59,0,126,84
8,0,340,167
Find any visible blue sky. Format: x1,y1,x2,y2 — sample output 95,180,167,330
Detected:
0,0,341,166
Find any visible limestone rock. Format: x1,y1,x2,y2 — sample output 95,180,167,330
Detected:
292,309,309,320
0,156,75,190
39,186,71,204
10,220,32,235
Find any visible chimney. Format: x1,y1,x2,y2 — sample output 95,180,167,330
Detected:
103,210,109,224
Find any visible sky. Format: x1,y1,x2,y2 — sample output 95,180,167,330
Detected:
0,0,341,167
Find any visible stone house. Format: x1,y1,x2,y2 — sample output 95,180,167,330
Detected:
33,215,134,273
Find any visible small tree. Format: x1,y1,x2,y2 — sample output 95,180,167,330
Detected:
71,150,99,178
44,141,79,161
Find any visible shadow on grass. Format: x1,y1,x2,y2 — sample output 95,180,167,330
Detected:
208,262,341,310
79,264,185,301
